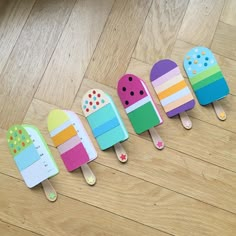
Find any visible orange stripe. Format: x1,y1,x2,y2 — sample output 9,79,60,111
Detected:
158,80,187,100
52,125,77,147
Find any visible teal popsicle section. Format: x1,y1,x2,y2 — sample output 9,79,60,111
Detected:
87,103,128,150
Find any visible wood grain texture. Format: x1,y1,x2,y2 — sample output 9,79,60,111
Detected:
221,0,236,26
178,0,224,46
0,174,166,236
85,0,152,87
35,0,114,108
1,139,236,236
133,0,189,64
211,22,236,61
0,0,35,75
1,1,236,235
0,221,40,236
23,93,236,214
0,0,76,129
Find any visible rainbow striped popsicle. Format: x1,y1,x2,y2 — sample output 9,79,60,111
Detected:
48,110,97,172
150,59,195,118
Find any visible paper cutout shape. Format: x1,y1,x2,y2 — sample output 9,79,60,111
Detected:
81,89,128,150
48,110,97,171
150,59,195,117
183,46,229,105
117,74,163,134
7,125,59,188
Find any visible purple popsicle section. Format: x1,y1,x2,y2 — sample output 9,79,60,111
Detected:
166,100,195,117
150,59,178,81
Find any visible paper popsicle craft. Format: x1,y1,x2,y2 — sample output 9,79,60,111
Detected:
184,46,229,121
48,109,97,185
7,125,59,202
150,59,195,129
81,89,128,163
117,74,164,150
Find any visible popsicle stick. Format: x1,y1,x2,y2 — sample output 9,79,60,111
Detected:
148,127,164,150
41,179,57,202
179,112,192,130
212,101,227,121
114,143,128,163
80,164,96,186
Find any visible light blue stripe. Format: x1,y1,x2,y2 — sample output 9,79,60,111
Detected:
14,144,40,171
92,117,120,138
161,87,190,106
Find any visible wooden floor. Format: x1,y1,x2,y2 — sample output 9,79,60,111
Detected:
0,0,236,235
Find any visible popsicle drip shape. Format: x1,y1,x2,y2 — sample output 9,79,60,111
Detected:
183,46,229,106
150,59,195,118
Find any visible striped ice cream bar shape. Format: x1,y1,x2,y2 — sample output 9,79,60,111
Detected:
150,59,195,118
117,74,163,134
48,110,97,172
7,125,59,188
184,46,229,105
81,89,128,150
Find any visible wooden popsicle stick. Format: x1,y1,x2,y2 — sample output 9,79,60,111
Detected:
212,100,227,121
148,127,164,150
80,164,96,186
114,143,128,163
179,112,192,130
41,179,57,202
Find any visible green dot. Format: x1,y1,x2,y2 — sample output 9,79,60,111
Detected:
49,193,56,199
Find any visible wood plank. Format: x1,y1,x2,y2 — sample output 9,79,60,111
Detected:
85,0,152,87
0,221,40,236
178,0,224,47
0,174,165,236
211,22,236,61
0,0,35,75
133,0,189,65
35,0,114,108
220,0,236,26
22,98,236,214
0,0,76,129
1,149,236,236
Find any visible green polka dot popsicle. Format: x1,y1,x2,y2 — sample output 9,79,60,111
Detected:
7,125,59,201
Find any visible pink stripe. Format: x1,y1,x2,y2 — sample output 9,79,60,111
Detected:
58,135,81,154
152,67,180,87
